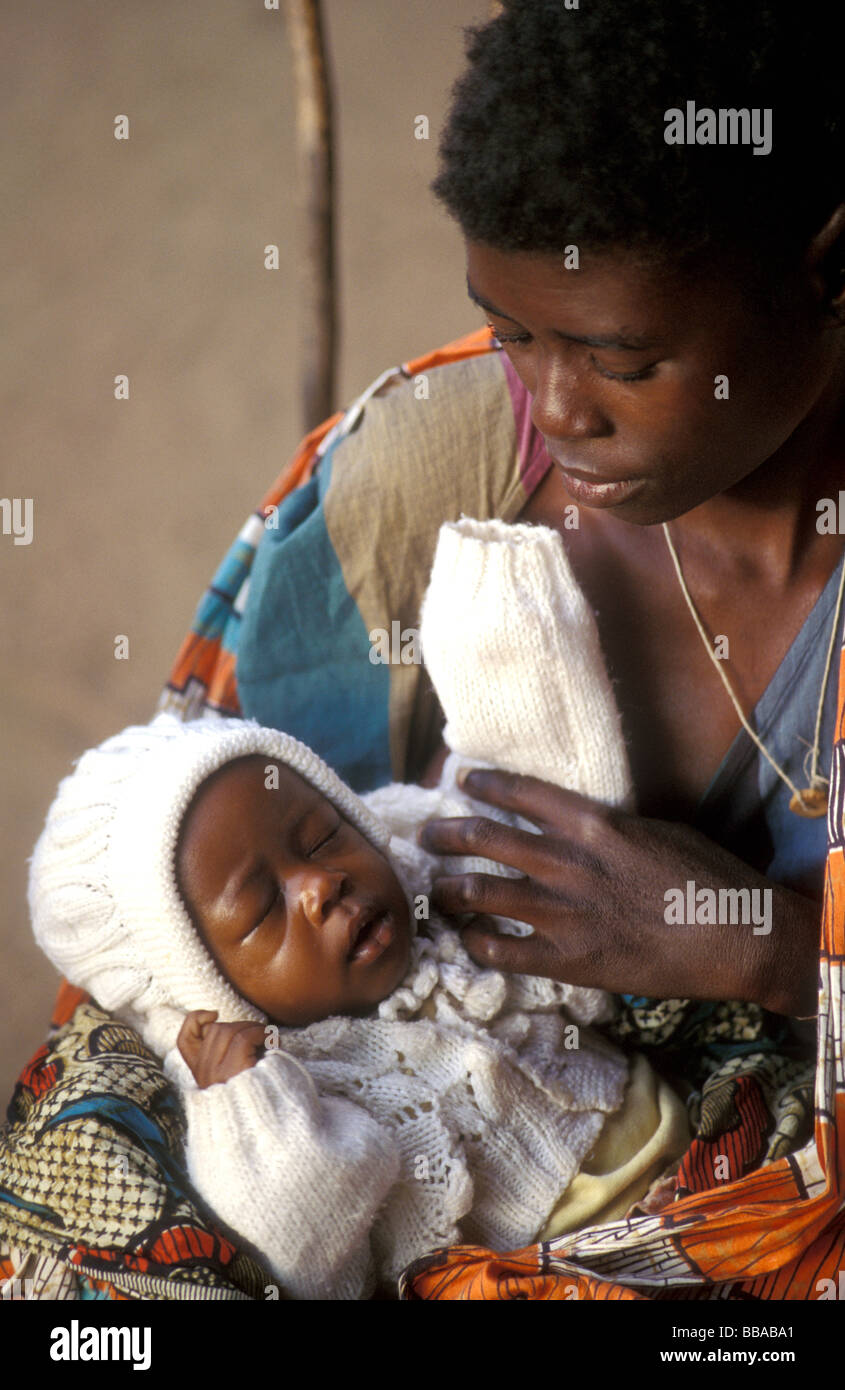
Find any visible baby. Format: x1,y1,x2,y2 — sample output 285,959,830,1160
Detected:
28,519,689,1298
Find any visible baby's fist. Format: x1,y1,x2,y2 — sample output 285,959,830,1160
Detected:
177,1010,267,1088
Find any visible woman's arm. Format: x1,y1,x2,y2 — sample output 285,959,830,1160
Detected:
418,768,820,1018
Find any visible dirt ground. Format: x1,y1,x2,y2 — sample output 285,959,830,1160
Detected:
0,0,489,1103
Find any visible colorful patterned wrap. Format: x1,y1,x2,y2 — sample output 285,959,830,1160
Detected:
3,327,841,1299
0,984,271,1301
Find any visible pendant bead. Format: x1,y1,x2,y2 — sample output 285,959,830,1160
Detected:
789,787,828,818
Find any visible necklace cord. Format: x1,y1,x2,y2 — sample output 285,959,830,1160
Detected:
662,522,845,809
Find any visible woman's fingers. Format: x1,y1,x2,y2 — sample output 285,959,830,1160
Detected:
460,917,558,977
429,869,551,924
455,767,615,835
419,812,556,876
417,762,819,1010
419,770,619,873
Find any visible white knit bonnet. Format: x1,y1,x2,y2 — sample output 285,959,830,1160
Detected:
28,711,424,1058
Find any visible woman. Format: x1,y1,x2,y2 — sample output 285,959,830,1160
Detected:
7,0,840,1302
171,0,840,1300
417,0,845,1028
396,0,845,1297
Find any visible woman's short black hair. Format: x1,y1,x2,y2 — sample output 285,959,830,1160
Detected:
432,0,842,280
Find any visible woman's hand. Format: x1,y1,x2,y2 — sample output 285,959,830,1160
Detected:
417,768,820,1017
177,1010,268,1089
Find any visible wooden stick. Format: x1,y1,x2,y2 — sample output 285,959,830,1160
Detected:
283,0,337,433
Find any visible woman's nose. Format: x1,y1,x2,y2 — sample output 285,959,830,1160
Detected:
529,356,609,443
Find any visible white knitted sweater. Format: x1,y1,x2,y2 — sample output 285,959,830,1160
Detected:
162,518,635,1300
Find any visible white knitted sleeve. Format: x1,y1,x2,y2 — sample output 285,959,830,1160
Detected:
163,1046,401,1301
419,516,634,809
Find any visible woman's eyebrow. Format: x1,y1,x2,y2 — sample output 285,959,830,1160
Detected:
466,279,520,322
466,277,659,351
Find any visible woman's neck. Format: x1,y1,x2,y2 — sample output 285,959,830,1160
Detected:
673,355,845,586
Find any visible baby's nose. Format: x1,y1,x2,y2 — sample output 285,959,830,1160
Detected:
297,867,345,928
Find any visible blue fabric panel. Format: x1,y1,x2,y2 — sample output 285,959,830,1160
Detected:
235,443,393,792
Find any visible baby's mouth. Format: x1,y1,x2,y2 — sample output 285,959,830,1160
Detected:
347,910,394,964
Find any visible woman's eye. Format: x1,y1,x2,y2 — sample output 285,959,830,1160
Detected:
589,354,658,383
486,321,532,347
488,323,657,382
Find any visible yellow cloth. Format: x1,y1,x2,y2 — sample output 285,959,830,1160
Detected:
537,1051,691,1239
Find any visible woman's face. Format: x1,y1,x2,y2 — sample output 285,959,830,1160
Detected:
466,240,842,525
175,756,413,1026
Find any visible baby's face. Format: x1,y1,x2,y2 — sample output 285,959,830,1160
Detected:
175,756,412,1026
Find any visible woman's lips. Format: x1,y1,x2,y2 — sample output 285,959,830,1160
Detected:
348,911,394,964
551,460,646,508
